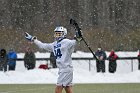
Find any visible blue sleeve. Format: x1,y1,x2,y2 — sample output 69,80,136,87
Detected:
15,53,17,59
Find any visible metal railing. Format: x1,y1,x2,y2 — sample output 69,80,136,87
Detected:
16,57,140,72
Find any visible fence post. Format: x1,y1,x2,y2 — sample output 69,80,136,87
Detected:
131,59,133,72
89,60,91,71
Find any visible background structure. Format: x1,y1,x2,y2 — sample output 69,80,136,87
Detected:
0,0,140,52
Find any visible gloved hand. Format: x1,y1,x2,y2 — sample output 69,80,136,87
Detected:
74,30,83,41
25,32,37,42
76,29,82,37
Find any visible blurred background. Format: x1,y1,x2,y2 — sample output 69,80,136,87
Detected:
0,0,140,52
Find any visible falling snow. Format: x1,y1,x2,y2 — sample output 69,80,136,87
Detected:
0,0,139,52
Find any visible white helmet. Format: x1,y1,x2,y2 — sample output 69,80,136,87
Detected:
54,26,67,41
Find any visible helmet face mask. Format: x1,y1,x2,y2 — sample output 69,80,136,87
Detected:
54,31,63,40
54,26,67,41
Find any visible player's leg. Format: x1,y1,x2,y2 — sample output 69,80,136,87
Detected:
64,86,73,93
56,71,65,93
139,61,140,70
113,61,117,73
56,68,73,93
101,61,105,73
55,86,63,93
63,71,73,93
96,61,100,72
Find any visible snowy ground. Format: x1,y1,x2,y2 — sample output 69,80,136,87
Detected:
0,51,140,84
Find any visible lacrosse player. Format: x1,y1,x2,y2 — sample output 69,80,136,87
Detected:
25,26,82,93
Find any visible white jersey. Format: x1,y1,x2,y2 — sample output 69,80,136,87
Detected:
34,38,76,72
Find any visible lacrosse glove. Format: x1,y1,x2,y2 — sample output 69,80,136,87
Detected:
25,32,37,42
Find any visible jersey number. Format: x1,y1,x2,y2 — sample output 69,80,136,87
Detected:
54,48,62,59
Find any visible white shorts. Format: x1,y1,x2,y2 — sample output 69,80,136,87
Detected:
56,70,73,87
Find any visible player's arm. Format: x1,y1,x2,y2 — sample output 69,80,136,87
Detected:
25,32,53,51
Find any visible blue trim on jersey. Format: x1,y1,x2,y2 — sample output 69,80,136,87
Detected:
54,44,62,59
54,44,61,49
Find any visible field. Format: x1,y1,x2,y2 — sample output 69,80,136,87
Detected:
0,83,140,93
